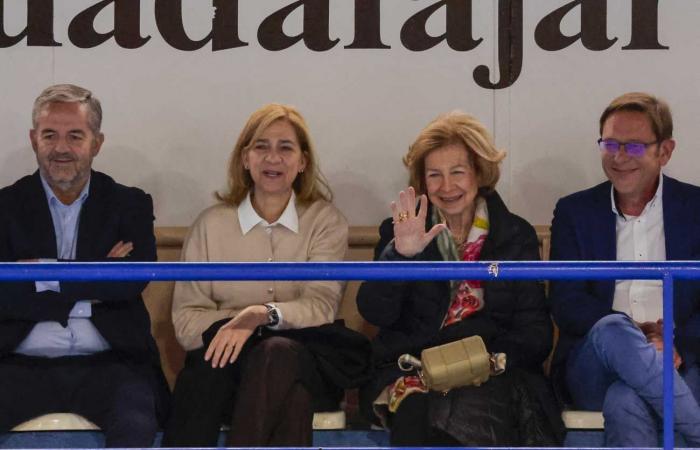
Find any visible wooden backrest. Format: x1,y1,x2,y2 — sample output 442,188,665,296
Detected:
144,225,551,388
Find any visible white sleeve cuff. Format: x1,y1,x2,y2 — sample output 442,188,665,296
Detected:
68,301,92,318
35,259,59,293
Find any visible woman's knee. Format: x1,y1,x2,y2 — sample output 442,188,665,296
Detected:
177,350,237,391
254,336,304,354
246,336,309,374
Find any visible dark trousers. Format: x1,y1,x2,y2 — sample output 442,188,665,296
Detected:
0,352,158,448
163,335,315,447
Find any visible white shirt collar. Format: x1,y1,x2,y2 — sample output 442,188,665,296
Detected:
238,191,299,235
610,173,663,218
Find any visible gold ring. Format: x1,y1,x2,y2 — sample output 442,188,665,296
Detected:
397,211,409,222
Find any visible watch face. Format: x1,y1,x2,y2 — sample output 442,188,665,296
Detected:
267,306,280,326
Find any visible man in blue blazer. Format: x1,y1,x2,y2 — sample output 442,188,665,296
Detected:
0,84,168,447
550,92,700,447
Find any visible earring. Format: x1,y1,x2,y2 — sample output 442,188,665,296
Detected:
299,168,304,173
244,165,249,170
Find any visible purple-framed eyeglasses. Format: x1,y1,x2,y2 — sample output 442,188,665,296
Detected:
597,138,658,157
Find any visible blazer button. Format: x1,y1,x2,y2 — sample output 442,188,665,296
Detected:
267,287,274,294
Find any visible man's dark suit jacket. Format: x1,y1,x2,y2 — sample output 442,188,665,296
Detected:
550,175,700,383
0,170,169,423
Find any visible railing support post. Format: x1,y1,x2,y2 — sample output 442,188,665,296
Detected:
663,272,674,450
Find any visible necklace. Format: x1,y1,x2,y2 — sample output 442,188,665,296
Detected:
452,231,467,247
457,239,469,252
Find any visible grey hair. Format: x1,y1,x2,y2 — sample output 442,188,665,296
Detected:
32,84,102,135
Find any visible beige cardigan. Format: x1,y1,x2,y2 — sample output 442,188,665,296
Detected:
172,199,349,351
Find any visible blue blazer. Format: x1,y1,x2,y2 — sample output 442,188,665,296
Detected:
550,175,700,368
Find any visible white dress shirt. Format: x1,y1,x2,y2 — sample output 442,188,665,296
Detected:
15,175,110,357
611,175,665,322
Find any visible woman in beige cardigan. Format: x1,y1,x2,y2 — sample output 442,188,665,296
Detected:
163,104,348,447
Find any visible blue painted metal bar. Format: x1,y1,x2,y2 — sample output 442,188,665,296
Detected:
663,274,674,450
0,259,691,449
1,260,700,281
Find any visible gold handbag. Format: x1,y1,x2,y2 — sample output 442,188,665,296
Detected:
398,335,506,393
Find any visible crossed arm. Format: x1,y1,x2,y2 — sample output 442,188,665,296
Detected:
0,191,156,324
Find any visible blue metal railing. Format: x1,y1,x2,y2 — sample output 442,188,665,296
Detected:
1,259,696,450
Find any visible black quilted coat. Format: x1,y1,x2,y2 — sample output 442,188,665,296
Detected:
356,190,564,446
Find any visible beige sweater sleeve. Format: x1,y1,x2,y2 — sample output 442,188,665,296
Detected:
171,209,236,351
273,202,349,329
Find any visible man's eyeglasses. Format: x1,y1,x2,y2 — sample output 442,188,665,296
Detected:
597,139,658,157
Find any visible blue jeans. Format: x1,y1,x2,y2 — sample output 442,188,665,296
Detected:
567,314,700,447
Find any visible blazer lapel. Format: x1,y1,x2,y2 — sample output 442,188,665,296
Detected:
24,172,58,259
663,176,689,260
591,182,617,261
76,172,108,259
590,182,617,301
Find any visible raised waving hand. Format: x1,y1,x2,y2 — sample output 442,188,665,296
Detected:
390,186,446,258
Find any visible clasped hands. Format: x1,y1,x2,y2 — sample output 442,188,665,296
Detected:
638,319,682,369
391,187,446,258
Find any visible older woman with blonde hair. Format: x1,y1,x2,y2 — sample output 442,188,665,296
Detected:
357,111,560,446
163,104,349,447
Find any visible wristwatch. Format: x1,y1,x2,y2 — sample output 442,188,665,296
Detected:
264,303,280,327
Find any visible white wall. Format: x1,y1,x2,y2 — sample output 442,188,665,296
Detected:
1,1,698,227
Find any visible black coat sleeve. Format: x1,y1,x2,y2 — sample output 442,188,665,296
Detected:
0,183,156,324
0,187,75,323
356,218,417,327
487,221,552,369
60,191,157,302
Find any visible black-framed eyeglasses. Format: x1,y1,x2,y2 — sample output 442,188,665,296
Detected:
597,139,658,157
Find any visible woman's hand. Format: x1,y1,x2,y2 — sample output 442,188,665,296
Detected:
204,304,268,368
391,186,446,258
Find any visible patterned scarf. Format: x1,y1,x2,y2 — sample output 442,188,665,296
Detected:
436,197,490,327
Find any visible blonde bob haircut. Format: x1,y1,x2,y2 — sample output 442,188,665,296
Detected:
217,103,332,206
404,111,505,195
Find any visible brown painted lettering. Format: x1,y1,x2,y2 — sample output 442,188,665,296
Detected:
345,0,389,49
68,0,149,49
0,0,60,47
258,0,339,51
623,0,667,50
535,0,617,51
473,0,522,90
400,0,481,51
